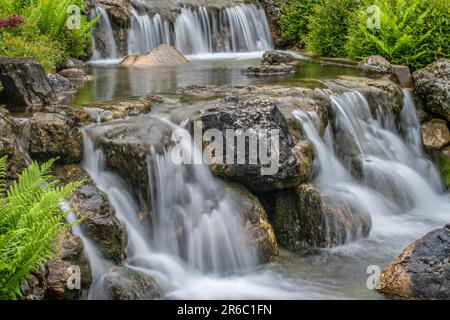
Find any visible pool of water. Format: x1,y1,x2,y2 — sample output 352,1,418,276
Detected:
72,54,358,105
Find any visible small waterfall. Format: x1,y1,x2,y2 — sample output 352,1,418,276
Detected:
295,90,450,243
90,6,120,61
127,4,273,56
80,118,311,299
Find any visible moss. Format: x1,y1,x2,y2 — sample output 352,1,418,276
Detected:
438,152,450,189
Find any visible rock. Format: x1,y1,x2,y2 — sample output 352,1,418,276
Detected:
44,230,92,300
413,59,450,122
380,226,450,299
262,51,298,65
0,108,28,179
421,119,450,151
244,64,294,76
58,68,93,81
47,74,75,95
29,112,83,164
0,57,57,108
200,95,302,192
226,183,279,262
329,76,404,115
358,55,393,75
54,165,127,263
104,267,159,300
391,65,413,88
291,140,314,182
121,44,188,67
43,105,95,126
81,97,153,123
273,184,372,249
97,116,173,204
58,58,88,73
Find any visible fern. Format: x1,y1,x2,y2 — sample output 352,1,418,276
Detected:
0,156,82,300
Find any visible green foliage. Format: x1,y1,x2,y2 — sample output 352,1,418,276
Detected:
306,0,362,57
0,0,97,71
279,0,320,46
0,156,82,300
346,0,450,70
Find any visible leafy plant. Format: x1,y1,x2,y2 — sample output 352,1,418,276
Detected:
346,0,450,70
279,0,320,46
306,0,363,57
0,156,82,300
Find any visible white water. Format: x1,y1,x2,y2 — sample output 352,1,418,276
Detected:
92,3,273,60
294,90,449,246
80,119,331,299
90,6,120,62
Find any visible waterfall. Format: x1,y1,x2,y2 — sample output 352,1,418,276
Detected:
80,117,317,299
90,6,120,61
295,90,450,243
127,4,273,56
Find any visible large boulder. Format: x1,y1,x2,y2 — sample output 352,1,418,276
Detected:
273,184,372,250
121,44,188,67
413,59,450,121
46,74,75,95
380,225,450,299
200,95,302,192
421,119,450,152
226,183,279,262
0,57,57,108
29,112,83,164
0,108,28,180
54,165,127,263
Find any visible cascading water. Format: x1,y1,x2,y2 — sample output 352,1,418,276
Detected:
90,6,120,61
80,118,329,299
294,89,449,246
127,4,273,56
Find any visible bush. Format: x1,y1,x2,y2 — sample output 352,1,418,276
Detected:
306,0,363,57
346,0,450,70
0,156,81,300
0,0,96,71
279,0,320,46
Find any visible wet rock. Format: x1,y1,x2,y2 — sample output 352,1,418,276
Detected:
29,112,83,164
273,184,372,250
54,165,127,263
47,74,75,95
43,105,95,126
358,55,393,75
98,117,173,203
121,44,188,67
291,140,314,183
104,266,160,300
226,183,279,262
262,51,298,66
329,76,404,115
0,108,28,179
413,59,450,122
58,68,93,82
58,58,88,73
421,119,450,151
44,229,92,300
391,65,413,88
0,57,57,108
244,64,294,76
437,146,450,189
380,226,450,299
200,95,302,192
81,97,153,122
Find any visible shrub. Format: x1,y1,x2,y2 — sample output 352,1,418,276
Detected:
306,0,363,57
346,0,450,70
0,157,81,300
279,0,320,46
